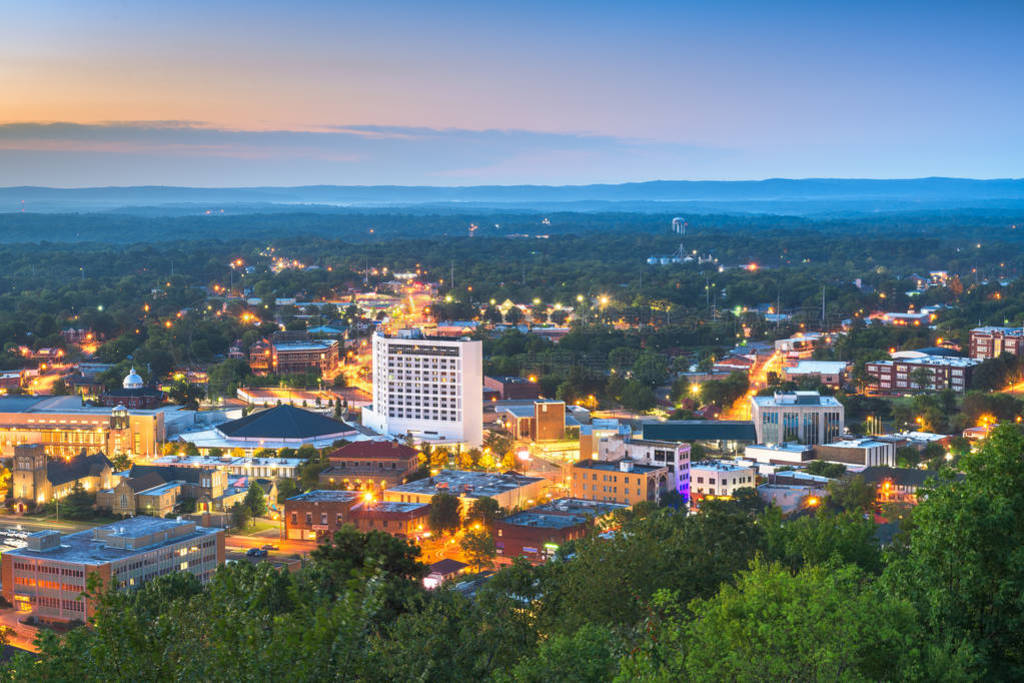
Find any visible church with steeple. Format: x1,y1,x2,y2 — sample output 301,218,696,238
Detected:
98,367,164,409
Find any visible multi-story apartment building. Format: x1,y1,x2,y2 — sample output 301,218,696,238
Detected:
750,391,844,445
969,326,1024,360
1,517,224,623
864,355,979,394
570,459,670,506
690,460,757,498
249,332,339,376
362,329,483,447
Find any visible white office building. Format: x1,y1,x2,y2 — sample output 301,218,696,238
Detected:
691,460,757,498
750,391,845,446
362,329,483,447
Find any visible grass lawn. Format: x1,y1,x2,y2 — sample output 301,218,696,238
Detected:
238,518,280,535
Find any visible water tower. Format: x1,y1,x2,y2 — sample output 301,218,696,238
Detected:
671,217,687,261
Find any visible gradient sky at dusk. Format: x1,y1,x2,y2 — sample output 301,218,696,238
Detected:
1,0,1022,186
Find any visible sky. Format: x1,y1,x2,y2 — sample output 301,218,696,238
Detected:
1,0,1022,186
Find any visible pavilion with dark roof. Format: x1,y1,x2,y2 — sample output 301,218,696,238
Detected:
176,404,363,454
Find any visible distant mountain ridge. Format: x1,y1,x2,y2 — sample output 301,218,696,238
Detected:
2,177,1023,214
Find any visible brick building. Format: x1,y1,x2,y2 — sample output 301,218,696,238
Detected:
348,501,430,539
496,400,568,442
969,326,1024,360
493,498,628,564
249,332,339,376
1,517,224,623
97,368,164,409
284,490,361,541
318,440,421,491
484,376,542,401
493,512,590,564
864,355,979,394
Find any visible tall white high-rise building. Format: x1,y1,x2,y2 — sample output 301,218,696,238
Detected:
362,330,483,447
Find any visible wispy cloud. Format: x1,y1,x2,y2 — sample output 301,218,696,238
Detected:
0,121,726,186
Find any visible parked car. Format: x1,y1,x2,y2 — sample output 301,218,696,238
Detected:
246,548,268,558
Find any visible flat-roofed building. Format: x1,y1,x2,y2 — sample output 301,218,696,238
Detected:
249,332,339,377
531,497,628,522
774,333,823,358
1,517,224,623
782,360,849,388
596,437,691,498
690,460,757,498
362,329,483,447
284,490,362,541
348,501,430,539
496,400,570,442
757,483,826,513
969,326,1024,360
484,376,542,401
0,396,165,459
743,442,815,467
493,511,589,564
865,355,979,394
384,469,546,513
579,419,631,460
641,420,758,455
571,459,670,506
750,392,844,445
814,438,896,467
150,454,303,479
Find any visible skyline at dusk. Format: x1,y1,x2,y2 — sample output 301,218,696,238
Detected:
2,0,1023,185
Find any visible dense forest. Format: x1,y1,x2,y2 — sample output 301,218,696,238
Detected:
1,209,1023,405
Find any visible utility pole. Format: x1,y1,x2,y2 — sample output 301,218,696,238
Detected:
821,286,826,327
